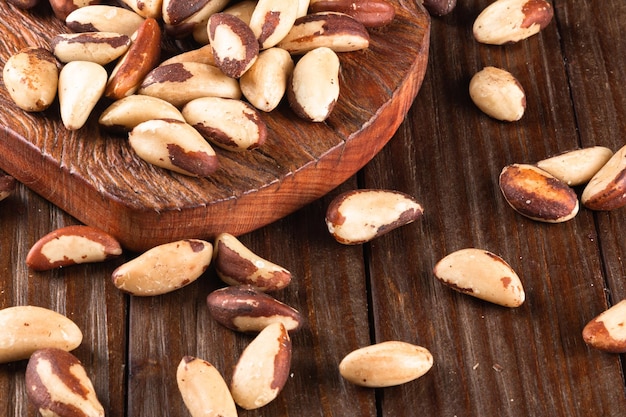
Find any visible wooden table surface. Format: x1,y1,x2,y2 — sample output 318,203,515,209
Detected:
2,0,626,415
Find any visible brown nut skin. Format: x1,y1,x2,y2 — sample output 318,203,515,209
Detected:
422,0,456,16
582,300,626,353
308,0,396,28
206,285,304,333
473,0,553,45
50,32,132,65
26,348,104,417
65,5,146,36
26,225,122,271
208,12,259,79
105,17,161,100
581,144,626,211
499,164,579,223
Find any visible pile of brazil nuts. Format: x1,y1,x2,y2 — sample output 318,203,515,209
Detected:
2,0,397,177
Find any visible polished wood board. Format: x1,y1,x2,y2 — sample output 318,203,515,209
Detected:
0,0,430,251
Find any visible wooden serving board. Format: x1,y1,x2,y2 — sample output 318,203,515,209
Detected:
0,0,430,252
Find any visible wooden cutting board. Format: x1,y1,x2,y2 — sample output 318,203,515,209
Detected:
0,1,430,252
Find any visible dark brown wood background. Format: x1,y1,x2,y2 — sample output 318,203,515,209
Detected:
2,0,626,415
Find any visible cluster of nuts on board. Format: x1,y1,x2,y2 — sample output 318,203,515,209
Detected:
467,0,626,353
2,0,396,177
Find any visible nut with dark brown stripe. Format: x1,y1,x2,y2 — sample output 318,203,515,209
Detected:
582,299,626,353
65,5,146,36
182,96,267,151
308,0,396,27
248,0,299,50
499,163,579,223
112,238,213,296
26,348,104,417
208,12,259,78
213,233,292,291
26,225,122,271
51,32,131,65
325,188,424,244
128,119,219,177
207,285,304,333
230,322,292,410
581,144,626,211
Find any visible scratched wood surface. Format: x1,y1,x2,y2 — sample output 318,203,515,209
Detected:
2,0,626,416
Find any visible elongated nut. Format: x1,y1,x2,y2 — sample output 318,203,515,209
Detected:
182,97,267,151
581,144,626,211
51,32,131,65
230,322,292,410
308,0,396,27
469,66,526,122
26,348,104,417
208,13,259,78
26,225,122,271
339,341,433,388
99,95,185,132
165,0,231,39
159,43,216,67
499,163,579,223
112,239,213,296
248,0,299,49
2,47,59,112
162,0,212,25
582,300,626,353
433,248,525,307
65,5,146,36
213,233,292,291
536,146,614,186
119,0,162,18
177,356,238,417
325,189,424,244
105,17,161,100
277,11,370,55
206,285,304,332
0,172,16,202
0,306,82,363
240,47,294,112
287,46,340,122
138,62,242,107
473,0,553,45
58,60,108,130
128,119,219,177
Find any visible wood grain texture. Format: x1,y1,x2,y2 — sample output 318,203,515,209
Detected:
1,0,626,416
0,0,430,251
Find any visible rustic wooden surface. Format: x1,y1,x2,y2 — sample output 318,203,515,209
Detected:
0,0,429,251
2,0,626,416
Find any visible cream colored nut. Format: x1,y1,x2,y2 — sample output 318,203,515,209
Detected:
177,356,238,417
208,13,259,78
469,66,526,122
308,0,396,27
138,62,242,107
65,5,146,37
536,146,614,186
249,0,299,50
206,285,304,333
51,32,131,65
499,163,579,223
0,173,16,202
105,18,162,100
433,248,525,307
191,0,257,44
581,144,626,211
26,225,122,271
582,299,626,353
128,119,219,177
119,0,162,18
49,0,95,21
230,322,292,410
2,47,59,112
162,0,211,25
164,0,231,39
213,232,292,291
240,47,294,112
473,0,553,45
287,46,340,122
182,96,267,151
0,306,83,363
58,60,108,130
325,188,424,245
159,43,216,67
99,95,185,132
339,341,433,388
26,348,104,417
112,238,213,296
277,11,370,55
